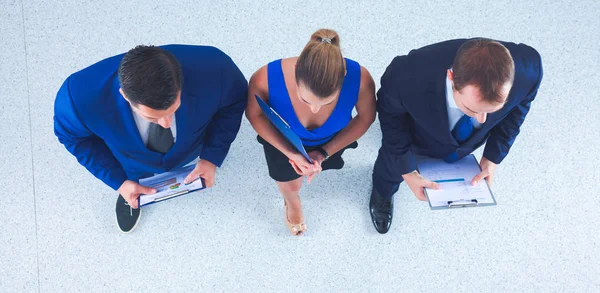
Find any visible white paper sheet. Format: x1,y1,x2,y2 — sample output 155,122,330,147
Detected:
138,165,205,207
416,155,496,209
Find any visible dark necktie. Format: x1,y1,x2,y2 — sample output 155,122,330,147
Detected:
444,115,475,163
147,123,174,154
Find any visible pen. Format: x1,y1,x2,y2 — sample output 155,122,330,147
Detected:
434,178,465,183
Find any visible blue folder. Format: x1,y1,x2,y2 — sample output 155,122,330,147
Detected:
255,94,312,163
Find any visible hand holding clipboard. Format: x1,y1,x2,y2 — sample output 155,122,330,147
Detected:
255,95,322,182
255,94,313,163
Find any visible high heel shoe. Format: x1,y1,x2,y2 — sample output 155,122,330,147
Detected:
284,201,306,236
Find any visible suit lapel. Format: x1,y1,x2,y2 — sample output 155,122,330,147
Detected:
163,92,193,160
113,79,146,150
426,71,459,146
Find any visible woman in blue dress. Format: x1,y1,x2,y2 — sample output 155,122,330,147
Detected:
246,29,376,236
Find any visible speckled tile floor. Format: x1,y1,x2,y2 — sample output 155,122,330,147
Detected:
1,0,599,292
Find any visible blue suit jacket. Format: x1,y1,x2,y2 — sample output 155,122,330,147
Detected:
54,45,248,190
377,39,543,178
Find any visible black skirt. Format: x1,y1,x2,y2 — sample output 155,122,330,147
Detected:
257,135,358,182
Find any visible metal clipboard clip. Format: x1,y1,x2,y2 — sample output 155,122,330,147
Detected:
447,199,478,208
153,189,190,203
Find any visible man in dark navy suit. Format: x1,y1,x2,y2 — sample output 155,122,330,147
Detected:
54,45,248,233
370,38,543,234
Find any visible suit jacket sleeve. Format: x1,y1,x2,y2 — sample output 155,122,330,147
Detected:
483,55,544,164
199,56,249,167
377,57,418,178
54,77,128,190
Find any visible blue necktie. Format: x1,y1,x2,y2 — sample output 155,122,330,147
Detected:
452,114,475,143
444,115,475,163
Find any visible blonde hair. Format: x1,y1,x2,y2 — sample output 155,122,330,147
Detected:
295,29,345,98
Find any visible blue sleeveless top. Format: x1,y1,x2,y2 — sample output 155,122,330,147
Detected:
267,58,361,147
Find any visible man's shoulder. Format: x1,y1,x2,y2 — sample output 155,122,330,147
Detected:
499,41,540,59
166,44,235,78
162,44,232,66
387,39,466,82
167,45,243,96
61,54,122,116
499,41,542,69
408,39,468,56
69,52,120,81
65,54,123,101
502,41,543,87
383,53,446,97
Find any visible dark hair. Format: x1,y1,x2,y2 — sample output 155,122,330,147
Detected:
295,28,345,98
118,45,183,110
453,38,515,104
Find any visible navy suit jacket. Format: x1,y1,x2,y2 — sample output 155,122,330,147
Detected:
54,45,248,190
377,39,543,179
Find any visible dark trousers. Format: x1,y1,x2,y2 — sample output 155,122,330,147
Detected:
372,147,405,199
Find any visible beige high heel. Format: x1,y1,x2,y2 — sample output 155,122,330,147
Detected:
284,201,306,236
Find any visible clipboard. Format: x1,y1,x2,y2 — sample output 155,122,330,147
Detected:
255,94,313,163
416,154,497,210
138,164,206,207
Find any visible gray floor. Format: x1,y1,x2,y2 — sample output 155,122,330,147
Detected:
1,0,599,292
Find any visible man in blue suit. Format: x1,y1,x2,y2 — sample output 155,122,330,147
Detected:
370,38,543,234
54,45,248,233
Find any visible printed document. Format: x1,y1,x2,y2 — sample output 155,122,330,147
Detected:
138,165,204,207
417,155,496,209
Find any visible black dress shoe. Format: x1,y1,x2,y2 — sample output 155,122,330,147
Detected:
115,194,141,233
369,187,393,234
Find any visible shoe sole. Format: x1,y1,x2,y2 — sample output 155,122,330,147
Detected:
116,207,142,234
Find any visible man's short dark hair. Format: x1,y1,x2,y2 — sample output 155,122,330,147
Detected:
118,45,183,110
453,38,515,104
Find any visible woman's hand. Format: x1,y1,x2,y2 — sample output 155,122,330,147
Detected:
288,153,322,184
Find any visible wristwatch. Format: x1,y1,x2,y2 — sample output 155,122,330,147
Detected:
316,147,330,161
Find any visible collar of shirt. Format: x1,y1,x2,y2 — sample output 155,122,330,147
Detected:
446,74,459,110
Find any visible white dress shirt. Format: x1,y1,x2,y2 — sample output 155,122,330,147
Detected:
445,74,482,131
